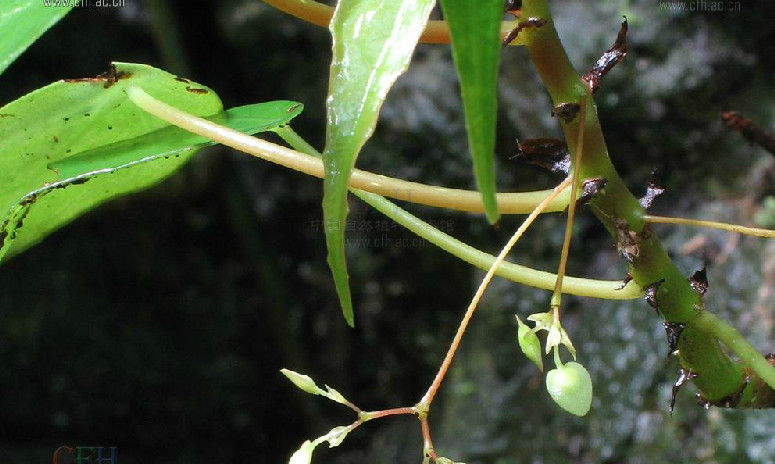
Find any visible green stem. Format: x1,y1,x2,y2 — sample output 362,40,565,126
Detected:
274,126,640,300
125,88,639,299
645,214,775,238
521,0,775,400
553,342,563,368
694,312,775,388
126,86,568,215
126,79,775,399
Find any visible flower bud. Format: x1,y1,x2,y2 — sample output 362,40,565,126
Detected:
515,316,543,371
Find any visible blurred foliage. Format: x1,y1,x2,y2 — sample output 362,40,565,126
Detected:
0,1,774,463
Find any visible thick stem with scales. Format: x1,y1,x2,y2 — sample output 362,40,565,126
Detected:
520,0,775,404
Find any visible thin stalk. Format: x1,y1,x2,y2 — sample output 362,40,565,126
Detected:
421,417,438,462
126,86,568,214
359,406,416,422
550,98,586,309
420,177,573,406
645,215,775,238
274,126,642,300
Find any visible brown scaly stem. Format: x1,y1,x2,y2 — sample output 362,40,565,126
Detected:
520,0,775,405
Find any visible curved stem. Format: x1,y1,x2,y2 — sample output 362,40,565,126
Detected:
126,85,568,215
421,177,573,407
276,126,643,300
127,86,640,299
355,188,641,299
645,214,775,238
261,0,520,45
694,311,775,389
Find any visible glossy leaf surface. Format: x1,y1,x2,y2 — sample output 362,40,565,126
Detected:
323,0,435,326
0,62,222,262
0,0,72,76
438,0,503,224
50,100,303,178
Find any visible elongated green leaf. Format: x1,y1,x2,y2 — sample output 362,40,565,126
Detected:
50,101,303,178
438,0,503,224
0,62,223,263
0,0,72,76
323,0,435,326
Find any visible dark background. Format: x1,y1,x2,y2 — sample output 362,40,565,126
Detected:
1,1,774,463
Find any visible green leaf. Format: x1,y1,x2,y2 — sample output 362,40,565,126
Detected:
320,425,353,448
0,0,72,76
280,368,353,407
281,369,325,396
323,0,436,326
0,62,222,263
438,0,503,224
545,361,593,417
287,424,356,464
50,100,303,178
288,440,314,464
323,385,349,406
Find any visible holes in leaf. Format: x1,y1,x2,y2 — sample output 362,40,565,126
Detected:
186,86,209,95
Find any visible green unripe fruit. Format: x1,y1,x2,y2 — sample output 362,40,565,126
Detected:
545,361,593,416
